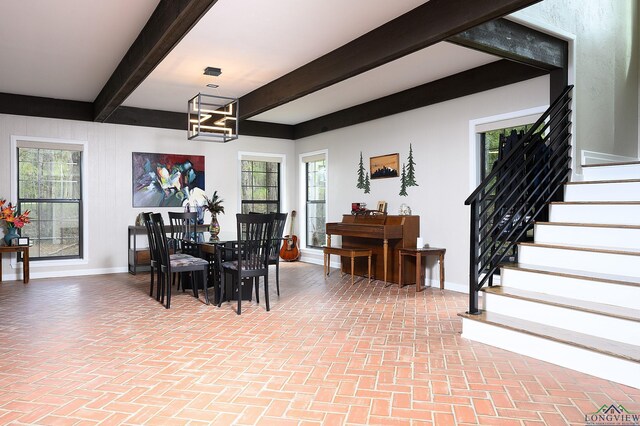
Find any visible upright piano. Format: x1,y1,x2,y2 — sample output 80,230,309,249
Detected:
325,214,419,284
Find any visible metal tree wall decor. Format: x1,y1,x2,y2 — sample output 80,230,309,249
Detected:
406,143,418,187
357,152,366,190
399,163,408,196
364,172,370,193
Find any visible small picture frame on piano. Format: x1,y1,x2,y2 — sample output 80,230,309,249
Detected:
377,201,387,213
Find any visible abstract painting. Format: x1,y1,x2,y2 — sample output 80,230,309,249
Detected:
132,152,205,207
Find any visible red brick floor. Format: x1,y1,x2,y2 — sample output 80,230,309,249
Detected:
0,262,639,425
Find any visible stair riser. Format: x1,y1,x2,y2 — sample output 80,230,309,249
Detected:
564,181,640,202
518,245,640,276
582,164,640,181
534,224,640,250
500,268,640,310
461,318,640,389
483,292,639,345
549,204,640,225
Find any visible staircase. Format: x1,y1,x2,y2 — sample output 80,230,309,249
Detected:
461,161,640,389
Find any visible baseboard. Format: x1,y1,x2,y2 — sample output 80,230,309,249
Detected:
1,267,129,282
581,150,638,166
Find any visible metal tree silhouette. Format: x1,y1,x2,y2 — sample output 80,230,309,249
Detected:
406,143,418,187
356,152,366,189
399,163,408,196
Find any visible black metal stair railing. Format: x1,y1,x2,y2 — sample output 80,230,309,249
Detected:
465,85,574,314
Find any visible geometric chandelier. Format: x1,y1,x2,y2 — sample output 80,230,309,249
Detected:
187,93,239,142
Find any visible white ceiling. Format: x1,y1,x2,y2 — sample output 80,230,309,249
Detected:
0,0,160,101
0,0,500,126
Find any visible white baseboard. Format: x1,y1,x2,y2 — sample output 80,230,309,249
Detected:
581,150,638,166
2,267,129,282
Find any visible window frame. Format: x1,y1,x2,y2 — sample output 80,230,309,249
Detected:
305,158,326,249
10,136,89,266
238,152,285,215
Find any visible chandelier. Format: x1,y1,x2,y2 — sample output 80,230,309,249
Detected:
188,93,239,142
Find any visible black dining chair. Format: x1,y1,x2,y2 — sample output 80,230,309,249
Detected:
142,212,161,300
218,213,274,315
268,212,288,296
168,211,198,255
151,213,209,308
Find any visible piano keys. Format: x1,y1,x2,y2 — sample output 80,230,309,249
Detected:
325,214,419,284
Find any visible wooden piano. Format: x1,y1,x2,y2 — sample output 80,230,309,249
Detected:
325,214,419,284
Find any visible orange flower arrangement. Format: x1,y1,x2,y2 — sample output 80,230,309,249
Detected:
0,199,31,229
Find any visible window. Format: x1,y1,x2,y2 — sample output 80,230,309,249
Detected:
240,160,280,213
480,124,534,180
17,147,83,260
305,158,326,248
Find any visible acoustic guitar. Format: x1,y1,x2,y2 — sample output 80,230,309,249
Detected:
279,210,300,261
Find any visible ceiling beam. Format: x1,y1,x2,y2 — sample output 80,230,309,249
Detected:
238,0,542,120
293,60,548,139
93,0,217,122
0,93,93,122
448,18,567,70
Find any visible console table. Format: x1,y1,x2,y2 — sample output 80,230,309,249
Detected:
0,246,30,284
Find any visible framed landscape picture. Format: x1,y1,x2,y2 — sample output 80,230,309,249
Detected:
132,152,205,207
370,153,399,179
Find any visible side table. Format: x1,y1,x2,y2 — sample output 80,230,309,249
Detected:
398,247,445,292
0,245,30,284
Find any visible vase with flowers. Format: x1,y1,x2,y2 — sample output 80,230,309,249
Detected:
203,191,224,241
0,199,30,246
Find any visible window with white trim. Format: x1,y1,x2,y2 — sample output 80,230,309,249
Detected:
17,145,83,260
240,159,280,213
303,153,326,248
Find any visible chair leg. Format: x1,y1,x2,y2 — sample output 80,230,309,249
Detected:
202,270,210,305
236,272,242,315
275,262,280,296
351,257,355,285
254,278,260,304
165,271,172,309
150,265,155,297
218,270,226,308
264,273,270,312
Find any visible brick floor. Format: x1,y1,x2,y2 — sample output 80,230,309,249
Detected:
0,262,639,425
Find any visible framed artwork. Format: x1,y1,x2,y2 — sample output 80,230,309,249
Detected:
377,201,387,213
132,152,205,207
370,153,399,179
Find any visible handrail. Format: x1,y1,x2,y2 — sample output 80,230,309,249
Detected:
466,85,574,314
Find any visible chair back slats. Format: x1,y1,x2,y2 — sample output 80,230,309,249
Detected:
168,211,197,253
150,213,171,274
269,213,288,260
236,213,274,273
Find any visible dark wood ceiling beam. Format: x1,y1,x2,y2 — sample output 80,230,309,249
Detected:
239,0,542,120
93,0,218,122
293,60,548,139
448,18,567,70
0,93,93,122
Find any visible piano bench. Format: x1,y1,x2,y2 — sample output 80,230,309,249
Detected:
322,246,372,285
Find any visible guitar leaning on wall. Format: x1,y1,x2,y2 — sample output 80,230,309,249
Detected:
279,210,300,261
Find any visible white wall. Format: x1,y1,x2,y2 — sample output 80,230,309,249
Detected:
514,0,639,159
295,76,550,291
0,114,295,280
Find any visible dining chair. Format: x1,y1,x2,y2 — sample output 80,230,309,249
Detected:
268,212,288,296
151,213,209,308
218,213,274,315
168,211,198,255
142,212,161,300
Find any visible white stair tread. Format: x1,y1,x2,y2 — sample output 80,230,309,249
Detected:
550,201,640,205
519,241,640,256
536,221,640,230
502,263,640,286
566,178,640,185
582,161,640,168
482,286,640,322
459,311,640,363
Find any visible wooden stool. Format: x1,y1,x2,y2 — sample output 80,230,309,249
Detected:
398,247,446,292
323,246,372,285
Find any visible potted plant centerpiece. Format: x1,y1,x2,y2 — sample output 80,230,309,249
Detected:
0,199,30,246
203,191,224,241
